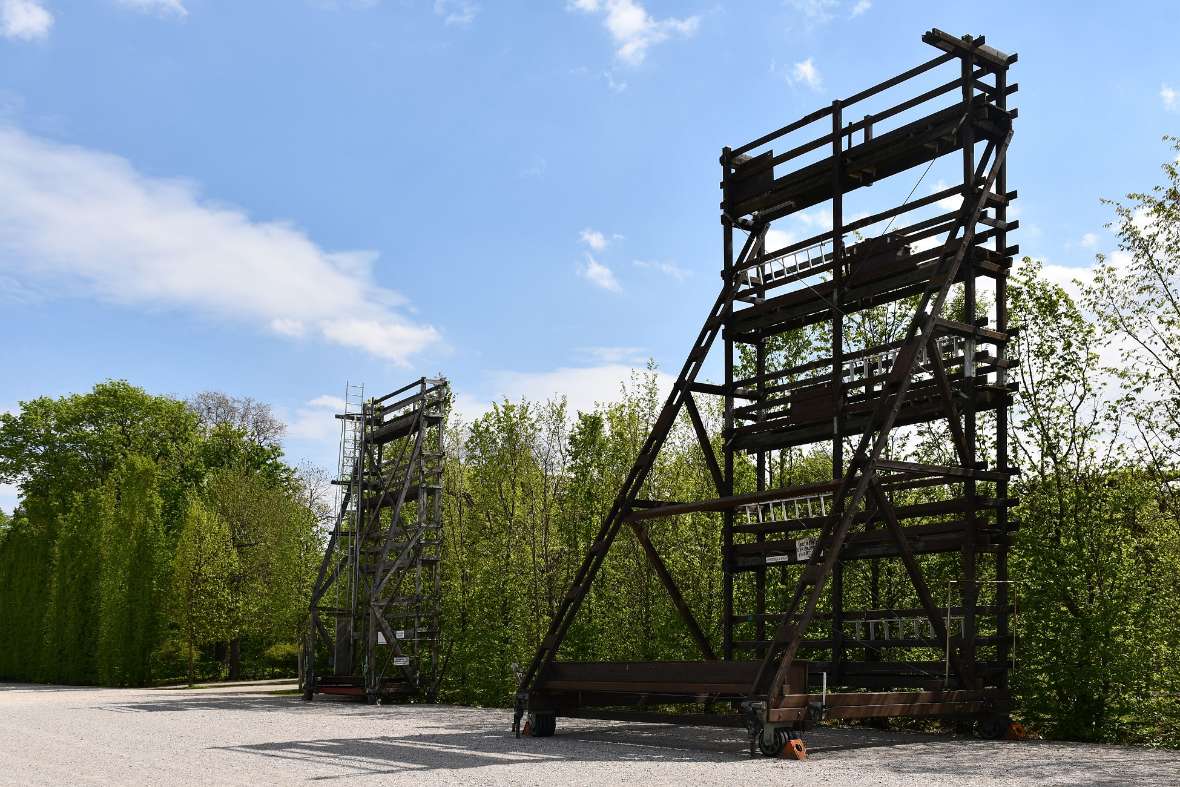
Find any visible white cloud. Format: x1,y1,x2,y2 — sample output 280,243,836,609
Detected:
285,394,346,441
1017,250,1132,307
787,0,837,26
580,346,646,364
604,70,628,93
930,180,964,212
788,58,822,91
0,127,441,366
1161,84,1177,112
850,0,871,16
1036,259,1094,302
764,227,797,251
633,258,690,281
1,0,52,40
308,394,347,410
434,0,477,25
793,207,832,228
457,362,675,422
579,253,622,292
570,0,699,66
269,318,306,337
115,0,188,17
0,481,19,514
580,228,609,251
1080,232,1099,248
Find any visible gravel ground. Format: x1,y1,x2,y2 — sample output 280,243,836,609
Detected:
2,681,1178,785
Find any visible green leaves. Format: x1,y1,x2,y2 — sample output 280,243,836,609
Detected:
97,455,167,687
172,497,239,684
0,382,321,687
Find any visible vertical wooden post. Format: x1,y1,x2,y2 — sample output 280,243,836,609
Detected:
755,295,768,655
830,99,847,681
721,148,736,661
959,50,980,687
994,63,1011,690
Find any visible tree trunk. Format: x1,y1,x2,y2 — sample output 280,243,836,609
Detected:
229,637,241,680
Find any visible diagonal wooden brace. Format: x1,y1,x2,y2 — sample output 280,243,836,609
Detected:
630,522,717,660
868,477,973,687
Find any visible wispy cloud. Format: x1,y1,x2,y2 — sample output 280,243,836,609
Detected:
569,0,699,66
930,181,964,212
633,258,690,281
434,0,477,26
284,395,347,441
579,253,622,292
1,0,52,41
0,127,441,366
1162,83,1177,112
579,345,646,364
579,228,609,251
787,0,837,26
309,0,380,9
455,362,675,422
788,1,869,28
1080,232,1099,248
787,58,822,91
519,155,547,178
764,228,797,251
115,0,188,17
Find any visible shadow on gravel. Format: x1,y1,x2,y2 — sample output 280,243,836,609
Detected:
96,690,1180,784
215,728,740,778
0,683,104,693
99,693,318,714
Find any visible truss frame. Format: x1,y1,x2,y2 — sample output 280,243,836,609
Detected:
515,28,1020,742
305,376,448,703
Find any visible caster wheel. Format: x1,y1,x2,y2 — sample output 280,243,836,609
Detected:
757,727,786,757
976,716,1010,740
530,713,557,737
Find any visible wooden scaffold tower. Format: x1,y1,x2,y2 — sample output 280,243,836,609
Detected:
304,377,449,703
515,29,1020,753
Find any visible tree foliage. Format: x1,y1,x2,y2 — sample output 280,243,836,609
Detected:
172,497,239,684
0,382,320,687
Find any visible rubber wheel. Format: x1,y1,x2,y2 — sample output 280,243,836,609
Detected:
531,713,557,738
757,727,786,757
301,667,314,701
976,716,1009,740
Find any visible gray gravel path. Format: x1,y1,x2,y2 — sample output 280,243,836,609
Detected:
2,681,1177,785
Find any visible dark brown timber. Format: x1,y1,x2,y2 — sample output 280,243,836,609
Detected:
516,28,1018,743
306,377,449,703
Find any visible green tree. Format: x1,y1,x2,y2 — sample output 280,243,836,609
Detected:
42,490,108,684
97,455,168,686
1010,258,1180,742
202,468,319,677
172,497,239,684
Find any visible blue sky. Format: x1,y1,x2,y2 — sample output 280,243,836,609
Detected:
1,0,1178,510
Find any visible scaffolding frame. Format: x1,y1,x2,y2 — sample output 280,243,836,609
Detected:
305,377,449,703
515,29,1019,750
